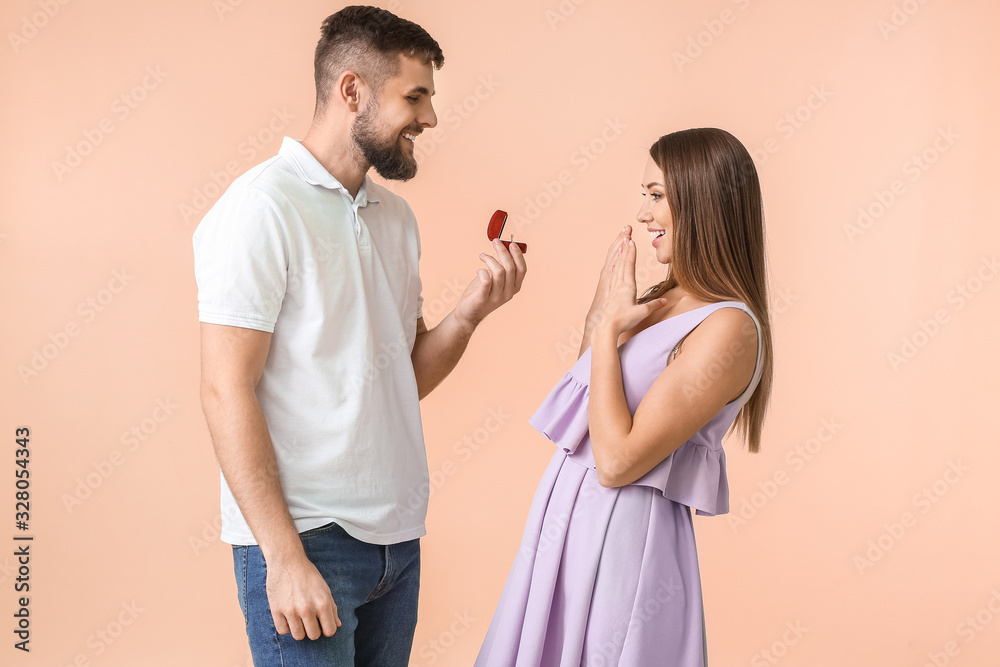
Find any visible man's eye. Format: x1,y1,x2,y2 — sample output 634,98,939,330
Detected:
407,96,419,103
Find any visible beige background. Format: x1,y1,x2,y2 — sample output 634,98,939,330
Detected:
3,0,998,665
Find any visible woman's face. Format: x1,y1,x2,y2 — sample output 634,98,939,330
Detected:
636,155,673,264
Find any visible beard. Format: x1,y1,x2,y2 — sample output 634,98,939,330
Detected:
350,97,418,182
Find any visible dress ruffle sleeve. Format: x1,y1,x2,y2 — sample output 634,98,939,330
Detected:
648,440,729,517
527,372,730,517
527,373,591,455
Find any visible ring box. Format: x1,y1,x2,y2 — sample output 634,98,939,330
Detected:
487,210,527,253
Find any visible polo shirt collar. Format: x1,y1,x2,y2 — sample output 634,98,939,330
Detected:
279,136,380,205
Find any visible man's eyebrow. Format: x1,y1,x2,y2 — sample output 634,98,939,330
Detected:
404,86,435,96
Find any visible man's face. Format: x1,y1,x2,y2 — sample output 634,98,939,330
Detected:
351,53,437,181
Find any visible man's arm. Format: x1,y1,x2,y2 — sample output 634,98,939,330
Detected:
199,322,340,640
410,314,476,400
410,238,528,399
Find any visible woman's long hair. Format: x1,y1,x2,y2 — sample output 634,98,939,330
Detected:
637,128,772,453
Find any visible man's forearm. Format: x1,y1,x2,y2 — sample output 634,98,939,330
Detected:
201,386,305,564
411,310,477,399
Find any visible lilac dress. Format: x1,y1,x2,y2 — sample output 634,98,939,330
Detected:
475,301,764,667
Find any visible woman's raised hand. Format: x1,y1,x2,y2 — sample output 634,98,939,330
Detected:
584,226,632,331
597,227,670,336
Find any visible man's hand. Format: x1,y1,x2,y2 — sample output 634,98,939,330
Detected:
453,237,527,329
199,322,342,640
265,550,342,640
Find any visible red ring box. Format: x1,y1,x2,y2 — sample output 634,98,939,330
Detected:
487,210,527,253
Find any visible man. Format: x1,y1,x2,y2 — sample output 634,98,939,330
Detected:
192,6,526,664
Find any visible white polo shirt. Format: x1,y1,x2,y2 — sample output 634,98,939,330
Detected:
192,136,428,546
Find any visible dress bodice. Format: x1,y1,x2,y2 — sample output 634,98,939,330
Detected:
527,301,763,516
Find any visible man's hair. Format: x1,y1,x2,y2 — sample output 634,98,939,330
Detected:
313,5,444,114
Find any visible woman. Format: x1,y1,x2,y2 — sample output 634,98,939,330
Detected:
475,127,773,666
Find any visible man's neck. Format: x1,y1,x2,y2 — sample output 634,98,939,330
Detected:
301,124,368,200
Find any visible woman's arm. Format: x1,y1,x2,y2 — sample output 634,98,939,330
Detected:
588,307,758,487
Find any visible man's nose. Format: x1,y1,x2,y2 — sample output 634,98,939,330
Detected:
420,104,438,129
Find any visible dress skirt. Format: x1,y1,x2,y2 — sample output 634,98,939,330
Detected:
474,449,709,666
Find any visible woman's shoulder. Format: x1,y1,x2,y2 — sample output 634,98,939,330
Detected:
675,297,758,351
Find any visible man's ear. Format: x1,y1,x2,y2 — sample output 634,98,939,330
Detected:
337,70,366,112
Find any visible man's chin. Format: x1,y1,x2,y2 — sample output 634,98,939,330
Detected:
376,171,416,182
372,158,418,182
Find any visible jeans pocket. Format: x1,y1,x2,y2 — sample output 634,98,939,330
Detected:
298,521,342,539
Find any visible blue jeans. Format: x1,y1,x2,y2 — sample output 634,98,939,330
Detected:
232,521,420,666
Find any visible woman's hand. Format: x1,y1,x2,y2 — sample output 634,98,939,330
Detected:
584,226,632,332
595,230,669,338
